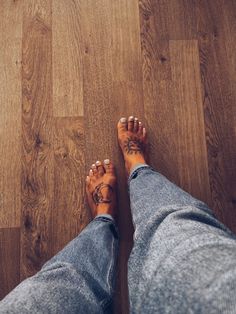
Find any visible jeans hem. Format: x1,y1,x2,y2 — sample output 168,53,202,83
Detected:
128,165,155,188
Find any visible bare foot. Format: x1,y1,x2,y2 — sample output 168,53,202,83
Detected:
85,159,117,219
117,116,148,176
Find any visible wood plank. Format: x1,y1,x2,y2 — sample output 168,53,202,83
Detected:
81,1,143,312
52,0,83,117
82,0,113,166
52,117,89,255
142,79,181,185
111,2,144,309
169,40,211,205
0,0,22,227
112,82,143,314
0,228,20,300
21,0,53,280
166,0,197,40
81,1,119,311
196,0,236,230
111,0,142,81
139,0,171,81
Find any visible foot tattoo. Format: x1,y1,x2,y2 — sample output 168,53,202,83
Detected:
92,183,114,205
117,116,147,175
86,159,116,218
123,136,144,155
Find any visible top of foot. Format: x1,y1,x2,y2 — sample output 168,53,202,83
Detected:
117,116,148,176
86,159,117,220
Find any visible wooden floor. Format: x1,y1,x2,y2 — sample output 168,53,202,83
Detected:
0,0,236,312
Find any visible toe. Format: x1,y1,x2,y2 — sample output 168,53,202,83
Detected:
103,159,115,174
95,160,105,176
138,121,143,135
143,127,147,140
89,169,93,177
128,116,134,131
91,163,97,175
85,175,90,184
133,117,139,132
117,117,128,132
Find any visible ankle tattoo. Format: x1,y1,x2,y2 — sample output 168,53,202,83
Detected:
92,183,113,205
123,136,144,155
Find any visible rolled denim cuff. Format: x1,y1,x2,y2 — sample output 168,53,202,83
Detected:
94,213,115,222
128,164,155,187
94,214,119,239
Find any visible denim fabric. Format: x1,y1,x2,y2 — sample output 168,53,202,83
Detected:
0,215,119,314
128,166,236,314
1,165,236,314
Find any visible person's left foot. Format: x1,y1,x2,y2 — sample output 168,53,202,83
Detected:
85,159,117,219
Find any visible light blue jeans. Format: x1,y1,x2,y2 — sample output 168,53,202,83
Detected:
1,165,236,313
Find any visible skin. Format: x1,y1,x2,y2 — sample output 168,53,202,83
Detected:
85,116,147,220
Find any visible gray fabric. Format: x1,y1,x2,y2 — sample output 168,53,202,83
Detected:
128,166,236,313
1,165,236,313
0,216,119,313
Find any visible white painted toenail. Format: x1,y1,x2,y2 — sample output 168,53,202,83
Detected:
104,159,110,165
89,170,93,175
134,117,138,121
95,160,101,166
139,121,142,125
128,116,134,121
91,164,96,169
120,117,127,123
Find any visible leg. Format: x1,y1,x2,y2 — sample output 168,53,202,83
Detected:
118,116,236,314
0,160,119,314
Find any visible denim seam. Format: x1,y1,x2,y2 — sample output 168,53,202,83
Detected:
99,226,119,311
107,231,119,295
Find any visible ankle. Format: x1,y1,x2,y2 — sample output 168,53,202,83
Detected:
96,203,115,217
125,156,147,175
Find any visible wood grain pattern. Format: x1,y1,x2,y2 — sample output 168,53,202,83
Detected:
169,40,211,205
52,0,83,117
52,117,89,255
112,0,142,81
167,0,197,39
196,0,236,229
21,0,53,279
82,0,113,165
139,0,172,81
0,0,22,227
142,79,181,185
0,228,20,300
0,1,236,312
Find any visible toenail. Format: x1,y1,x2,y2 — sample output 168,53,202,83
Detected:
91,164,96,169
95,160,101,166
134,117,138,122
89,170,93,175
128,116,134,121
120,117,127,123
104,159,110,165
139,121,142,125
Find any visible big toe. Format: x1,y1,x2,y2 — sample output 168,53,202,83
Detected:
95,160,105,177
117,117,128,134
103,159,115,175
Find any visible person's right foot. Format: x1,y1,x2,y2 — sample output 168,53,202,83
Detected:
117,116,148,175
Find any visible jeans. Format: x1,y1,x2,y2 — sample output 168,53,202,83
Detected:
1,165,236,313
